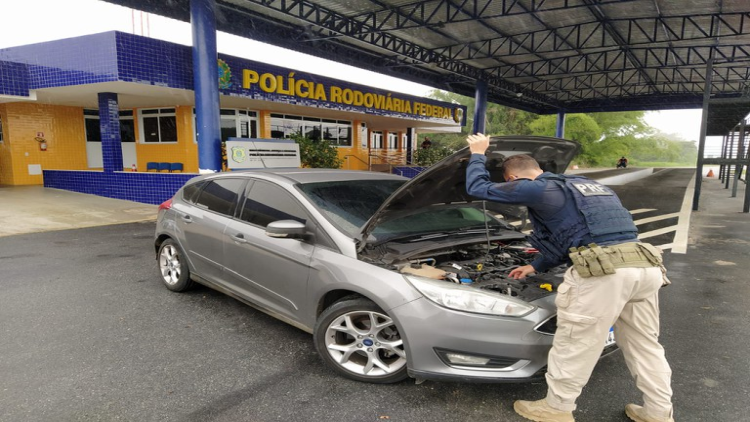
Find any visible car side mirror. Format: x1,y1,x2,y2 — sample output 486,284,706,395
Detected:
265,220,309,239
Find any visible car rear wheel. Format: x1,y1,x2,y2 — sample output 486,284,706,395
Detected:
158,239,194,292
314,298,408,383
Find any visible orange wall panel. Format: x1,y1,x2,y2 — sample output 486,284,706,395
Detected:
0,105,13,185
1,103,87,185
133,106,198,173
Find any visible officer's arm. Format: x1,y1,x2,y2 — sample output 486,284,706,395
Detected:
530,255,560,273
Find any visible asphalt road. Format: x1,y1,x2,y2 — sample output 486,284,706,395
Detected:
1,174,749,422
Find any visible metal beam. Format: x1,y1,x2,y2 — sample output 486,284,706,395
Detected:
349,0,638,28
227,0,560,108
492,48,750,79
432,12,750,60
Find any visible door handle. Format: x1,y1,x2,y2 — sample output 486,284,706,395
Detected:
180,215,192,223
230,233,248,244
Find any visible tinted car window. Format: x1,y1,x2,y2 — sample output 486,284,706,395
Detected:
240,181,307,227
195,179,246,216
182,181,204,204
297,179,404,236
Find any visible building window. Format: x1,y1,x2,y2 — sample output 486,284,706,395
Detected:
371,131,383,149
193,108,258,143
84,109,136,143
270,113,352,147
139,108,177,143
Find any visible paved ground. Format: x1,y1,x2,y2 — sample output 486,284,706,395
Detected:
0,186,157,237
1,172,749,421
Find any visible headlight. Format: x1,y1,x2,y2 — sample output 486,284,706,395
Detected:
405,275,535,317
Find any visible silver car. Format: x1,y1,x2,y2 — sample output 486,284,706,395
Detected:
154,136,614,384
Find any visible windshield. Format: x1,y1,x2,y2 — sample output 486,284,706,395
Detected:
298,179,406,236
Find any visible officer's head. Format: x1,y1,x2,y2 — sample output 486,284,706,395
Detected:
502,154,543,182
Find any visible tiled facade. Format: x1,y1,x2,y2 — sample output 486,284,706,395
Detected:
0,31,461,203
43,170,196,205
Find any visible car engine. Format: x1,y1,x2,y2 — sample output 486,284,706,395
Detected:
391,241,565,302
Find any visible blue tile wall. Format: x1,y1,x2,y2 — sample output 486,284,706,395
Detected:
43,171,198,205
0,61,29,96
0,32,119,89
392,166,426,178
115,32,193,89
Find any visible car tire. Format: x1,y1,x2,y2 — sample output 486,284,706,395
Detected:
157,239,194,292
314,298,408,384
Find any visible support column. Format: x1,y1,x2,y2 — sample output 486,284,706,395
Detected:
732,119,745,198
191,0,221,172
472,79,488,135
725,131,734,188
405,127,414,164
692,57,714,211
98,92,122,173
555,112,566,138
719,134,728,182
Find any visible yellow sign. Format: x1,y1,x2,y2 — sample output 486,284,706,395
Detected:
242,69,459,121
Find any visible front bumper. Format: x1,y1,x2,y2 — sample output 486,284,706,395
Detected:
390,294,557,383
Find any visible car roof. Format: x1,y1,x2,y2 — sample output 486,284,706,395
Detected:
191,168,408,185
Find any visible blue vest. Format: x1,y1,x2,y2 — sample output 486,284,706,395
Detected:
526,174,638,264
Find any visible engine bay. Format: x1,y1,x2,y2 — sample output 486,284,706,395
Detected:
387,241,565,303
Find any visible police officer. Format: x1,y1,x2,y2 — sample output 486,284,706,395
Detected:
465,134,674,422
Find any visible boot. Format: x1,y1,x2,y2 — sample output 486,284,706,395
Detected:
625,404,675,422
513,399,575,422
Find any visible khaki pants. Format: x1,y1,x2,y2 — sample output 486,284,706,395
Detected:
545,266,674,419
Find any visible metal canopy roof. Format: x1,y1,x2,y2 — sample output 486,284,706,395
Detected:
103,0,750,131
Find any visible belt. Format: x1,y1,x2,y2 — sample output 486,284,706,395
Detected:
568,242,663,278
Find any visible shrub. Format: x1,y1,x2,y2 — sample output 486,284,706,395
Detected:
288,132,343,169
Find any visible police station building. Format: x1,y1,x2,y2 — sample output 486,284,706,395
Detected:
0,31,465,204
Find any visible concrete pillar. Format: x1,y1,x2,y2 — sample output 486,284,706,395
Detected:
191,0,221,172
98,92,122,173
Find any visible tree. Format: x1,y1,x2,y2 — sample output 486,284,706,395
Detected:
425,90,538,150
288,132,343,168
412,145,453,166
529,114,604,165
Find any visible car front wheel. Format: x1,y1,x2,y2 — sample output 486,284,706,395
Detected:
314,298,408,383
157,239,194,292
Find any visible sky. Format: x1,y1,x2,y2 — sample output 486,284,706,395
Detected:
0,0,718,147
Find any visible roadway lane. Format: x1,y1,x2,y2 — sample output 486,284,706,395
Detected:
609,168,695,250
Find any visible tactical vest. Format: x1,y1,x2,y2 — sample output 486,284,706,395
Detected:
526,174,638,264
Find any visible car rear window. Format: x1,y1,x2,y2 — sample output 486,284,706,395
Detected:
181,181,204,203
298,179,404,236
194,179,246,216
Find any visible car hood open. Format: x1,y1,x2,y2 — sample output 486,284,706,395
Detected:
358,136,580,246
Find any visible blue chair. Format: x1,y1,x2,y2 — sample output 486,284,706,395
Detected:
170,162,184,173
158,162,171,172
146,162,159,172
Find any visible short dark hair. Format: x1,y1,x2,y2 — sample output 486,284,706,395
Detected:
502,154,541,174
